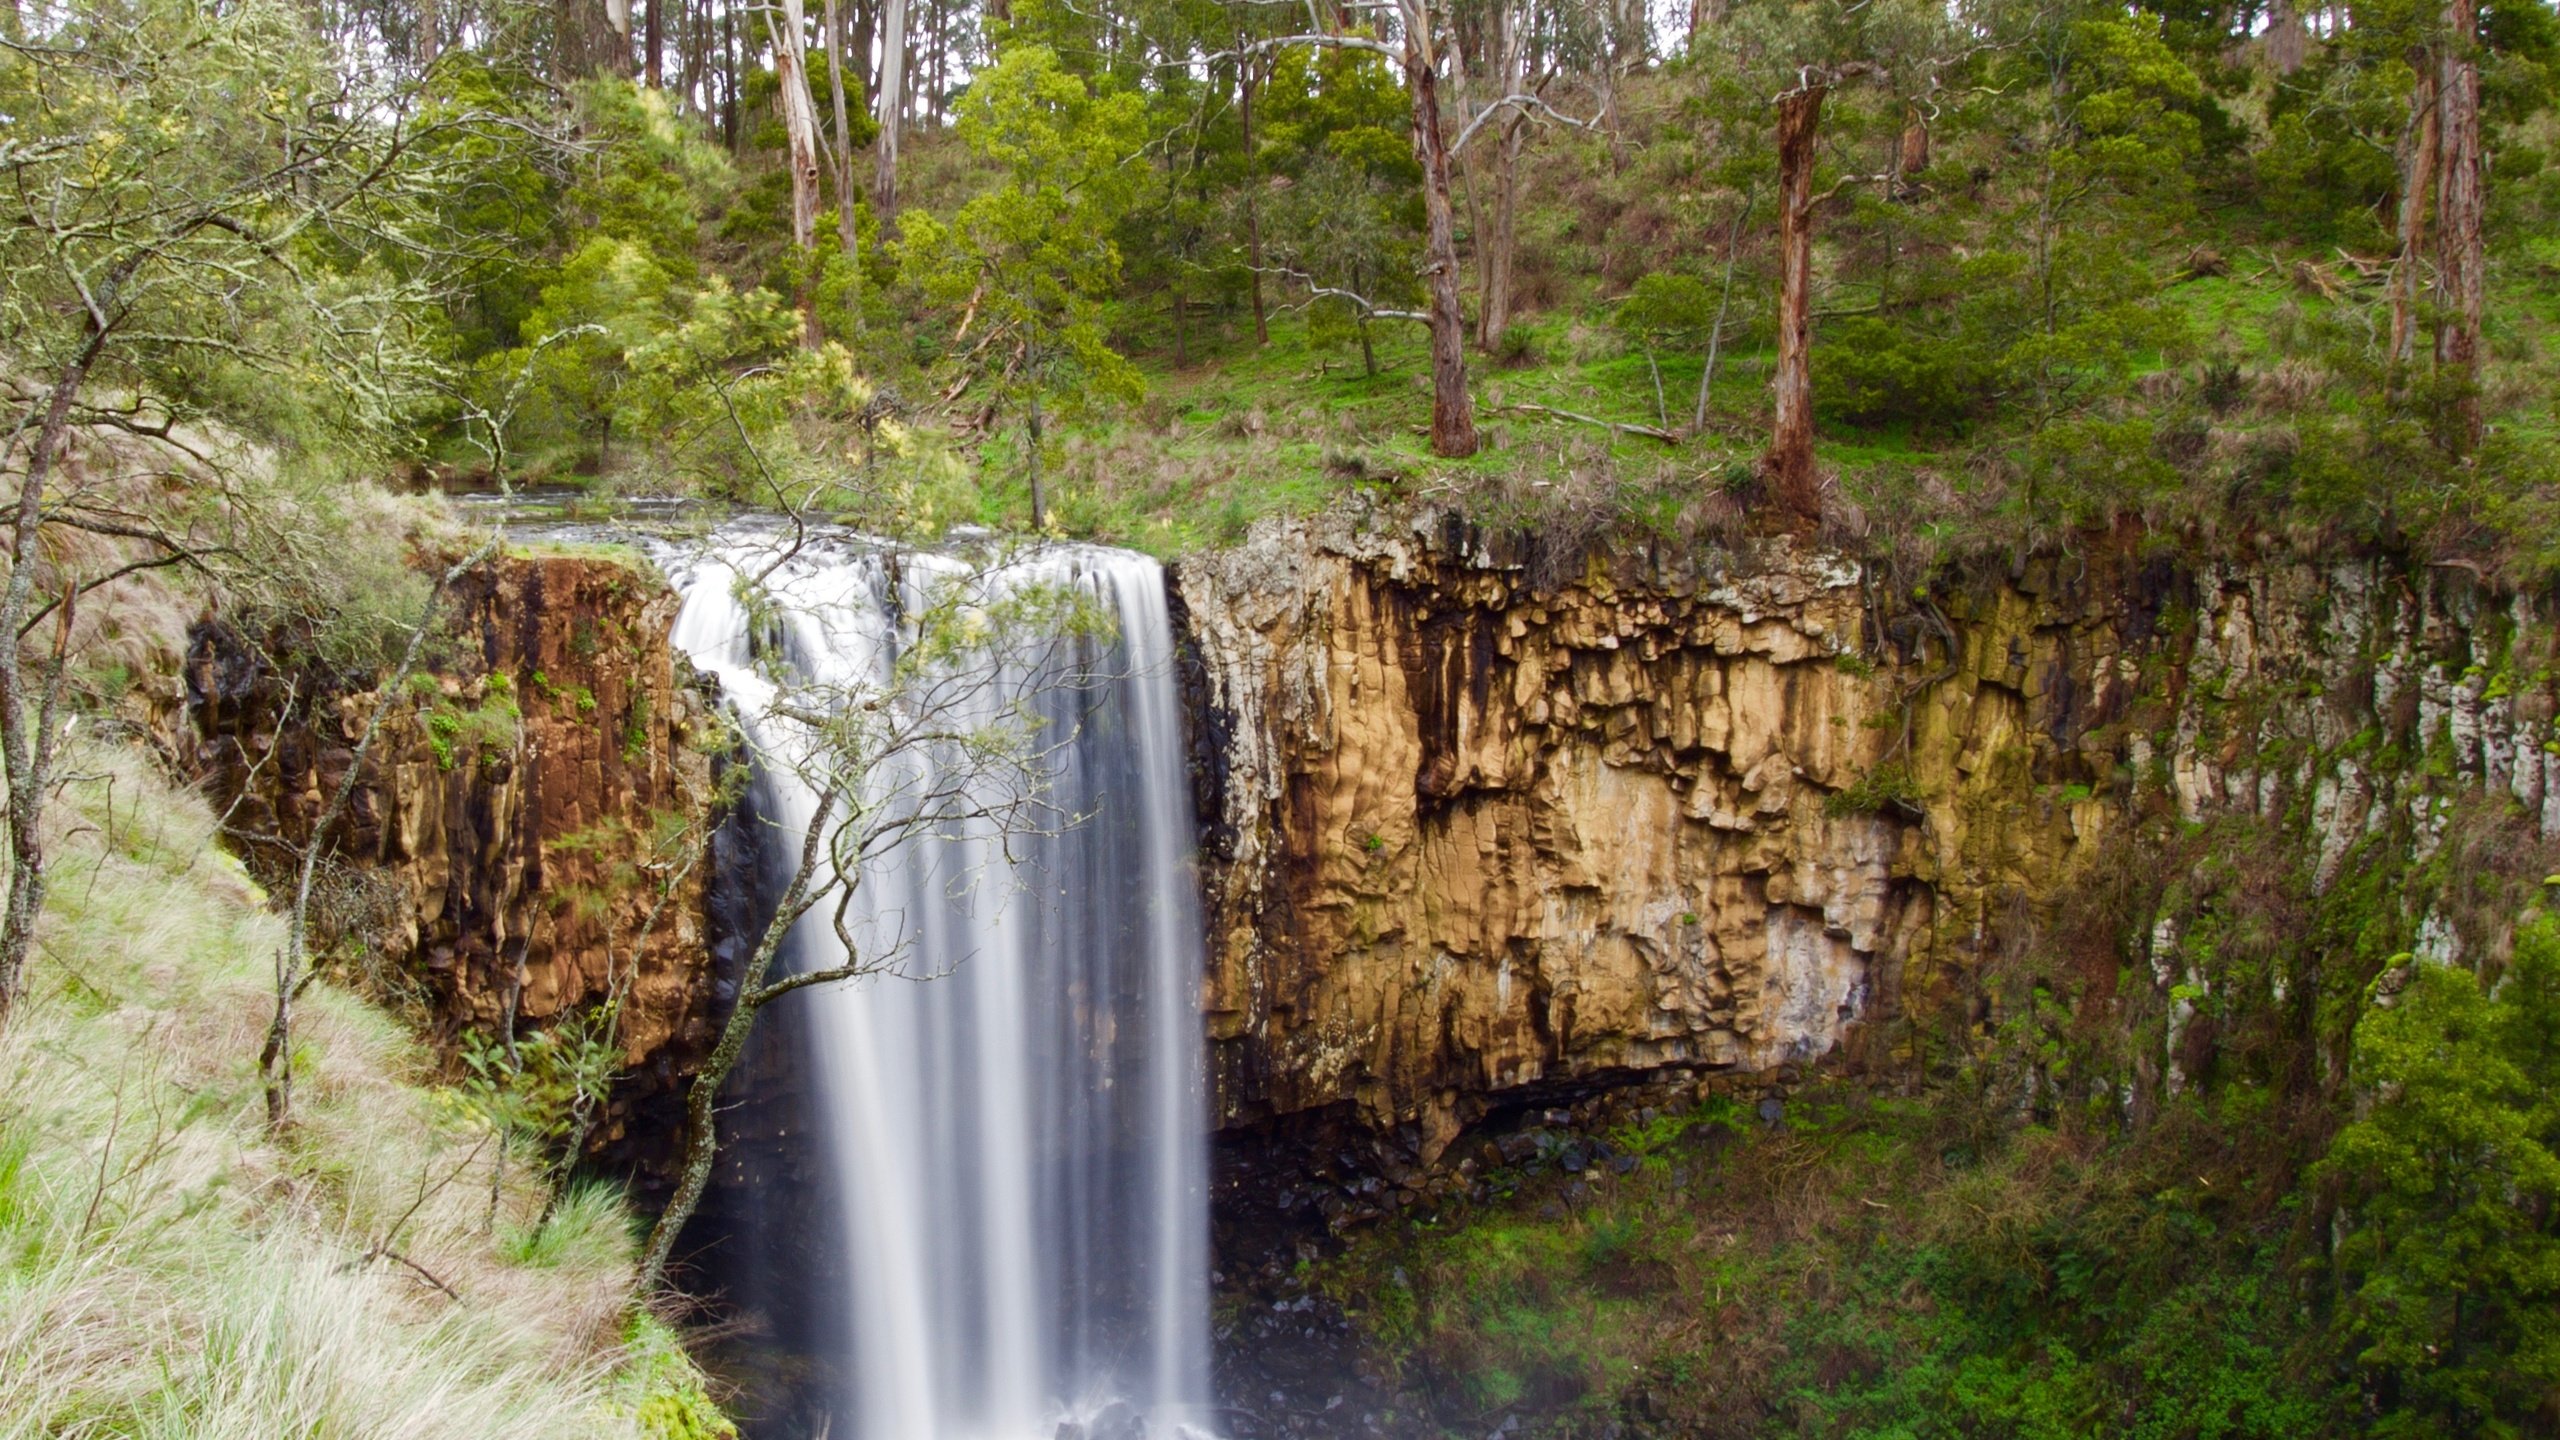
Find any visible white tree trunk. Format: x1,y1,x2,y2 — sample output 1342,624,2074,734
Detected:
874,0,909,218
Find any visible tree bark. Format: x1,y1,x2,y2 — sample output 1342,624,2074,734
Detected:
1478,116,1526,349
875,0,909,219
2433,0,2485,451
1402,0,1480,458
1895,104,1929,197
826,0,861,262
767,0,828,347
1026,388,1046,530
1240,49,1269,346
2265,0,2307,73
722,0,741,151
1767,83,1825,526
645,0,663,86
2389,59,2438,381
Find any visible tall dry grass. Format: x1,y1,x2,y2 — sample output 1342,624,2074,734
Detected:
0,740,723,1438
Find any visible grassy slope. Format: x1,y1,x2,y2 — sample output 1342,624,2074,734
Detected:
0,740,730,1438
886,77,2560,571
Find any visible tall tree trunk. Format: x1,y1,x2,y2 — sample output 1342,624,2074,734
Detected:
2265,0,2307,73
687,0,711,115
723,0,741,151
1403,0,1479,458
2433,0,2485,451
1240,50,1269,345
554,0,585,80
2389,59,2438,380
826,0,860,262
875,0,909,218
418,0,440,67
768,0,827,348
644,0,663,84
1478,117,1525,349
1026,389,1046,530
929,0,948,125
1768,83,1824,526
600,0,634,75
1473,0,1524,350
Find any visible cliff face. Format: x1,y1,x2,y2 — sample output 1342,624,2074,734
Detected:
186,552,727,1148
1176,510,2560,1154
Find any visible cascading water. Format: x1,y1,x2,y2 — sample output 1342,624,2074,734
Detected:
666,526,1215,1440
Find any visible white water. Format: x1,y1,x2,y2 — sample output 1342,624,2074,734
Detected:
666,527,1215,1440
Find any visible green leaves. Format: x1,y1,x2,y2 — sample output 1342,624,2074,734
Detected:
2320,922,2560,1432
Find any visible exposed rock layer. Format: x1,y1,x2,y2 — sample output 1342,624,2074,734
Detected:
1176,511,2559,1153
186,553,725,1153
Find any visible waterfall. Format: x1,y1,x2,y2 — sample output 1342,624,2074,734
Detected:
666,527,1215,1440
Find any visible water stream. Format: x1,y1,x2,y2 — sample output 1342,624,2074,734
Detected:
665,526,1215,1440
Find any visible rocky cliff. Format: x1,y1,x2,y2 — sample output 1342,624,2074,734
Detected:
186,550,728,1152
176,512,2560,1196
1176,510,2560,1160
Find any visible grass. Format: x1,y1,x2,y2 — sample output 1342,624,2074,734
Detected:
0,738,732,1438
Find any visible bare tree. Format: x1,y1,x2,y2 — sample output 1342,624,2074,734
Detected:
261,539,499,1129
635,537,1104,1294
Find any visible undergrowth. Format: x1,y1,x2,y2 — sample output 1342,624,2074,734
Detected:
0,739,733,1438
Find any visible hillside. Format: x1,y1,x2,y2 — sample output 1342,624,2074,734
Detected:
0,680,731,1437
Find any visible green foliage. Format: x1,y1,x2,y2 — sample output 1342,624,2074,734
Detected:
1825,763,1927,817
2320,924,2560,1434
898,46,1149,438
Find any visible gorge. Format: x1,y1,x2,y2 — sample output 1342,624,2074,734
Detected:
179,500,2560,1435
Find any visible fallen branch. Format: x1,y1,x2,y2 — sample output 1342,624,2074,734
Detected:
1489,402,1681,445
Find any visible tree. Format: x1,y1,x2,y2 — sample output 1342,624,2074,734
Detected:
1713,0,1952,524
1399,0,1483,457
1267,156,1427,378
1454,0,1601,351
875,0,911,217
765,0,829,345
897,45,1146,529
0,0,466,1022
1228,0,1483,455
2430,0,2486,450
1614,272,1719,429
636,543,1099,1294
2321,919,2560,1433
